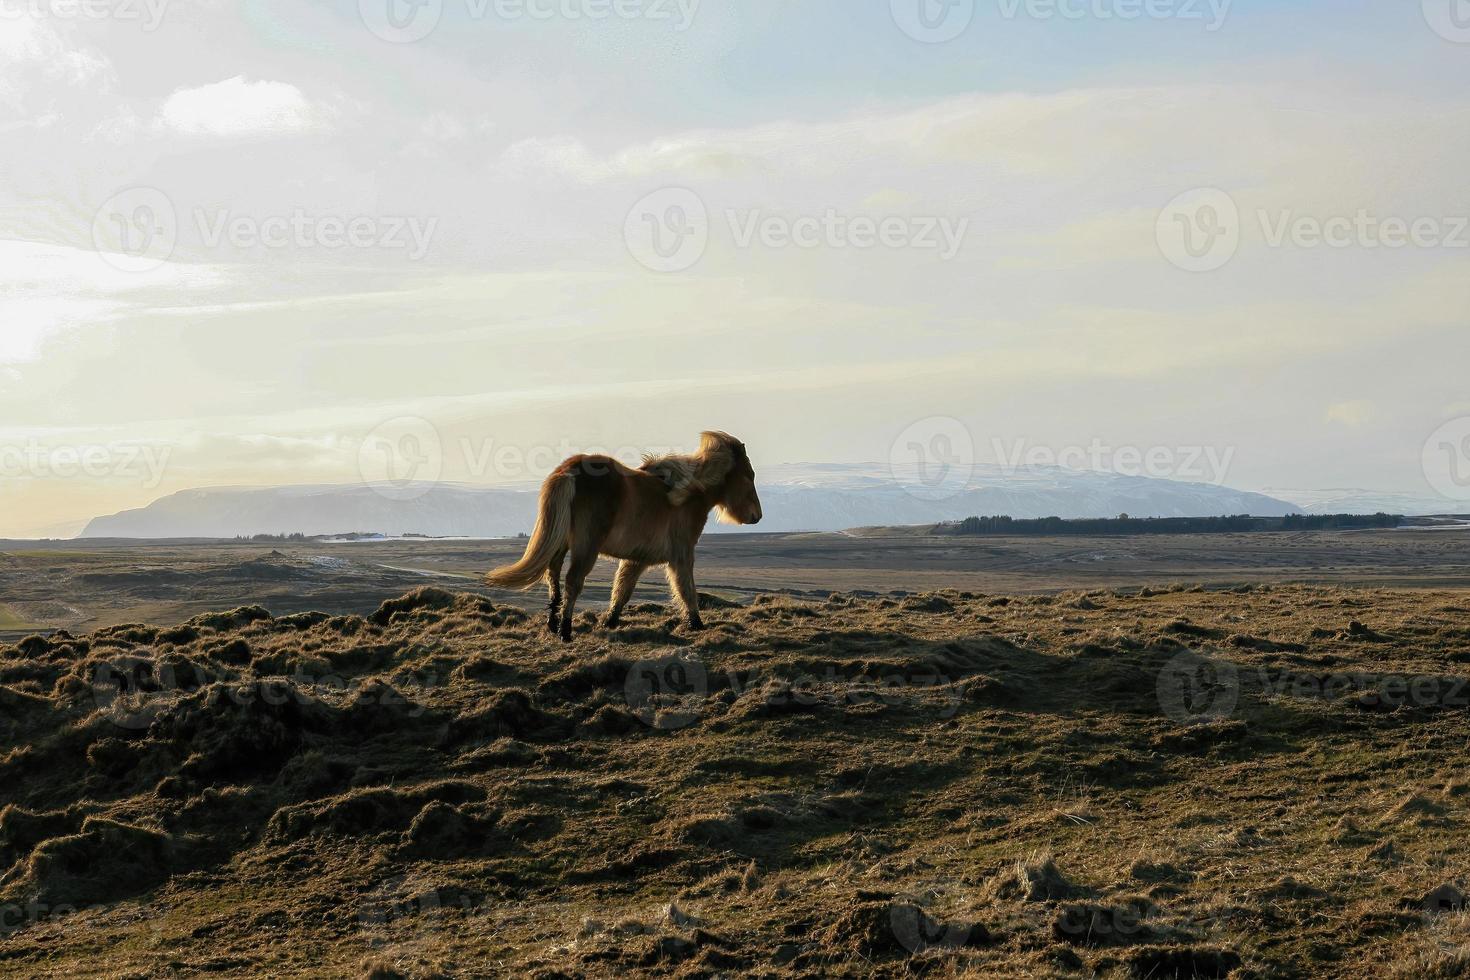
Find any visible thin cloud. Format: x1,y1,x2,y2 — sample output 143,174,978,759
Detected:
154,76,328,138
0,15,113,116
0,240,230,363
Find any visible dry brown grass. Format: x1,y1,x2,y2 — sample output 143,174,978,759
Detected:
0,582,1465,977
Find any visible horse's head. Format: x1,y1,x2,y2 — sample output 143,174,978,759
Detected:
701,431,763,525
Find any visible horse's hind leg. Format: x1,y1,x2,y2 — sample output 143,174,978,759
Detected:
605,560,646,629
545,548,567,635
560,541,598,643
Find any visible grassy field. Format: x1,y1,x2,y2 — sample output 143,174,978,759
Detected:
0,605,33,631
3,527,1470,641
0,572,1466,977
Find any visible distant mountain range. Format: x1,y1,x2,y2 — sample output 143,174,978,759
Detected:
80,464,1311,539
1259,488,1461,517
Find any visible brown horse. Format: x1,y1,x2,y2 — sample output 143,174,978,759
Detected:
485,432,762,642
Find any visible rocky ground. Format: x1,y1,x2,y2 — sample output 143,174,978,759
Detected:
0,583,1466,978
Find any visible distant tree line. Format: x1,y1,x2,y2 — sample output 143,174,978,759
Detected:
1279,513,1403,530
939,513,1402,537
231,531,397,542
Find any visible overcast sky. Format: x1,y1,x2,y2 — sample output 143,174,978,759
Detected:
2,0,1468,536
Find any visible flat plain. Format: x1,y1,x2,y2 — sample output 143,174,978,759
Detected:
3,528,1470,640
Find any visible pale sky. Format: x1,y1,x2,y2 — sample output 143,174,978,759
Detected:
2,0,1469,536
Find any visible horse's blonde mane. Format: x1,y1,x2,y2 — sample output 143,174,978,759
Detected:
642,431,740,506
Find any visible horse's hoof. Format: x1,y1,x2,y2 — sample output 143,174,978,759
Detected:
560,628,573,644
547,618,560,635
604,616,621,630
685,619,706,633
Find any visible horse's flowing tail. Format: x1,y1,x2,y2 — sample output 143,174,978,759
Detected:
485,471,575,590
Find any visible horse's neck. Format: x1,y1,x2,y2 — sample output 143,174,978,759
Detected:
686,497,714,540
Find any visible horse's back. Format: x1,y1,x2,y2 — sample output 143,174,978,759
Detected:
564,456,673,561
555,455,666,559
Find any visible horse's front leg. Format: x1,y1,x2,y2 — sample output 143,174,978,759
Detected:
605,560,646,629
665,553,704,632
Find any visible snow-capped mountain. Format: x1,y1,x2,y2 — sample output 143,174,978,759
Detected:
1261,488,1462,517
78,464,1300,539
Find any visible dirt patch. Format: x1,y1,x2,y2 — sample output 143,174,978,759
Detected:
1127,946,1244,978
